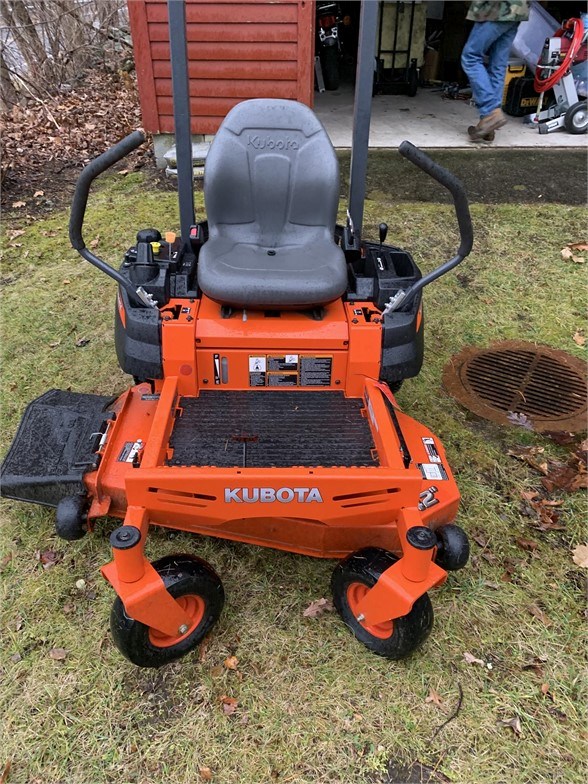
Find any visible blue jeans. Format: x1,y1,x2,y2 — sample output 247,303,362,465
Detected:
461,21,520,118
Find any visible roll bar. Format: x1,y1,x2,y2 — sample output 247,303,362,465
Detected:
382,141,474,315
68,130,157,308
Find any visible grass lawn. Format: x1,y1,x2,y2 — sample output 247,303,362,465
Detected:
0,161,586,784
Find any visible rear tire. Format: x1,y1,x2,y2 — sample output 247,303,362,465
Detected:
110,554,224,668
331,547,434,659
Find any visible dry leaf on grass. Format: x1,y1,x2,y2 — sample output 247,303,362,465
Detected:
511,443,587,495
521,655,548,677
508,446,548,475
561,245,585,263
572,544,588,568
198,635,210,663
569,242,588,251
49,647,67,661
303,597,334,618
33,190,44,198
11,200,26,208
543,430,578,446
199,766,213,781
220,695,238,715
224,655,239,670
497,716,522,736
573,330,586,346
463,651,485,666
0,761,11,784
516,537,538,552
528,604,552,626
37,549,61,569
425,688,444,707
546,705,568,722
0,553,13,573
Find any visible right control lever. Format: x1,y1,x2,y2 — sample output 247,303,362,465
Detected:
382,141,473,316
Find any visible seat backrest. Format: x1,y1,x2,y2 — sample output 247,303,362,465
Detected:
204,99,340,247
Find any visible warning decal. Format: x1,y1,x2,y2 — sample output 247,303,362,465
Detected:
249,354,333,387
117,440,143,464
422,437,441,463
418,462,448,481
249,356,266,387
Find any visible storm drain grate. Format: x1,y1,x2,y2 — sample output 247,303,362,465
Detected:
443,341,587,432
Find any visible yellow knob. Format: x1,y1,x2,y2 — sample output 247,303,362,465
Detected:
150,241,161,255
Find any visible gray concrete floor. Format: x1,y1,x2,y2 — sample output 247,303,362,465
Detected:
314,83,587,148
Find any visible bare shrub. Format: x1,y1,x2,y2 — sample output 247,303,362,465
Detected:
0,0,131,108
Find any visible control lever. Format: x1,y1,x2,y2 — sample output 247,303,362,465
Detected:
382,141,473,316
379,223,388,247
376,222,388,272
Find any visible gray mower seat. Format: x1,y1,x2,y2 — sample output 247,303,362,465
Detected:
197,99,347,309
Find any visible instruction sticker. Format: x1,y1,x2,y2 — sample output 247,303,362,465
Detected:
267,373,299,387
268,355,299,372
418,463,448,481
300,355,332,387
248,354,333,387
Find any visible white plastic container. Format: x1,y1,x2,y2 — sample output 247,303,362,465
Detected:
511,0,559,72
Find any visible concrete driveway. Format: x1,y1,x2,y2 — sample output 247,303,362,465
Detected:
314,84,587,148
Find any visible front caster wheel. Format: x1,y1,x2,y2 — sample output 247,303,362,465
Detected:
110,554,224,668
331,547,434,659
434,524,469,571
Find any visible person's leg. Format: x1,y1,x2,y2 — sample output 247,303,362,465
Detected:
486,22,520,111
461,21,510,118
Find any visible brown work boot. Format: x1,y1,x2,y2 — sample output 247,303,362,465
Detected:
468,108,507,141
467,127,496,143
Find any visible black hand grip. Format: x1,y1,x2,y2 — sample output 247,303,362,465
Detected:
69,130,146,251
398,140,473,258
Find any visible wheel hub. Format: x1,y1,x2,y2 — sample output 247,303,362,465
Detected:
148,594,205,648
346,582,394,639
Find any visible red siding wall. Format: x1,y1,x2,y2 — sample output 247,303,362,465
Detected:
128,0,314,135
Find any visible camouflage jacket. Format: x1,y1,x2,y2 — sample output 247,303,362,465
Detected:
467,1,530,22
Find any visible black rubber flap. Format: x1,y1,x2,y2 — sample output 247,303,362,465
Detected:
0,389,113,507
168,391,377,468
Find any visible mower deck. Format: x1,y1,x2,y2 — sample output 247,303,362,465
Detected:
167,391,378,468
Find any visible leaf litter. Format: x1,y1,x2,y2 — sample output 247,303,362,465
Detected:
303,597,334,618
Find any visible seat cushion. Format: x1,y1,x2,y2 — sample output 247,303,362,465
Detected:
197,99,347,308
198,233,348,308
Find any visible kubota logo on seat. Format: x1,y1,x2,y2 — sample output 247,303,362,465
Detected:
247,135,299,151
225,487,323,503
